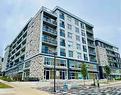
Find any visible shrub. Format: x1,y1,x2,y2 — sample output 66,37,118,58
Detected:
0,76,14,82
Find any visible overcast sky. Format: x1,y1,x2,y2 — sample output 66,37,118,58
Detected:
0,0,121,56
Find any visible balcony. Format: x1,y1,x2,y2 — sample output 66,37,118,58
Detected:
89,51,96,56
88,43,95,48
42,49,55,55
86,30,93,34
43,27,57,36
43,16,57,27
90,58,97,63
86,25,93,34
87,36,94,41
42,37,57,46
107,53,115,57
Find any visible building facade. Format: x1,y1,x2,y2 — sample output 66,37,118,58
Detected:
0,56,4,75
95,38,121,79
4,6,98,80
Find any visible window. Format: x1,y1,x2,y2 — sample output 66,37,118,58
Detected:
69,60,75,68
77,52,81,59
75,27,79,33
68,41,73,48
60,20,65,28
25,61,31,68
84,54,88,61
44,57,54,65
75,19,79,26
80,22,85,29
69,50,73,57
60,48,66,56
68,32,72,39
67,15,71,22
67,24,72,30
59,59,66,66
82,37,86,44
60,38,65,46
60,29,65,37
83,45,87,52
81,30,85,36
76,43,81,50
42,45,48,53
59,12,65,20
76,35,80,41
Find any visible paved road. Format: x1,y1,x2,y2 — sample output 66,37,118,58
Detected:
39,84,121,95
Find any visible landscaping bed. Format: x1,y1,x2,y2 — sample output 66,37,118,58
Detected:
0,82,12,88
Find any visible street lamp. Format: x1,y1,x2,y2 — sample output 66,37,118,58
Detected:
97,64,100,87
53,52,57,92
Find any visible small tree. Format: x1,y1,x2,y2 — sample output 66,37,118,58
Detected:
81,63,88,86
104,65,111,83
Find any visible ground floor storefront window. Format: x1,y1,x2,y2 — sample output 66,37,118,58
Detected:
44,68,67,80
69,70,82,79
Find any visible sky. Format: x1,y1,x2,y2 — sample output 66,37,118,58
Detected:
0,0,121,56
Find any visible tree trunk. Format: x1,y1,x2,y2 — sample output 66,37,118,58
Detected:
84,79,85,86
107,76,108,84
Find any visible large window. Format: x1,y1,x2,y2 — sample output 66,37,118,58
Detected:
83,45,87,52
82,37,86,44
80,22,85,29
81,30,85,36
60,60,66,66
69,60,75,68
76,35,80,41
68,50,73,57
75,19,79,26
60,38,65,46
68,41,73,48
60,29,65,37
56,59,67,67
77,52,82,59
60,48,66,56
68,32,72,39
67,24,72,30
84,54,88,61
60,20,65,28
44,57,54,65
75,27,79,33
76,43,81,50
67,15,72,22
42,45,48,53
59,12,65,20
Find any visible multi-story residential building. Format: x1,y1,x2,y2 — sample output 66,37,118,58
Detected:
95,38,121,79
3,6,98,80
0,56,4,75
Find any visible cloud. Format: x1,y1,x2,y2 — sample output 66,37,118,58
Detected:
0,0,120,56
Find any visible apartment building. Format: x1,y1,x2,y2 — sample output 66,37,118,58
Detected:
95,38,121,79
0,56,4,75
3,6,98,80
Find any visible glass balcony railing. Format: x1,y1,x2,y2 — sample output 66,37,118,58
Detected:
86,30,93,34
90,59,97,62
88,43,95,47
42,49,55,55
89,51,96,55
43,27,57,36
42,37,57,46
87,36,94,41
43,17,57,26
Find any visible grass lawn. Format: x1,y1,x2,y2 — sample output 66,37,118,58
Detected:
0,82,12,88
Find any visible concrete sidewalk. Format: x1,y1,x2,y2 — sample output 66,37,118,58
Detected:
0,80,52,95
